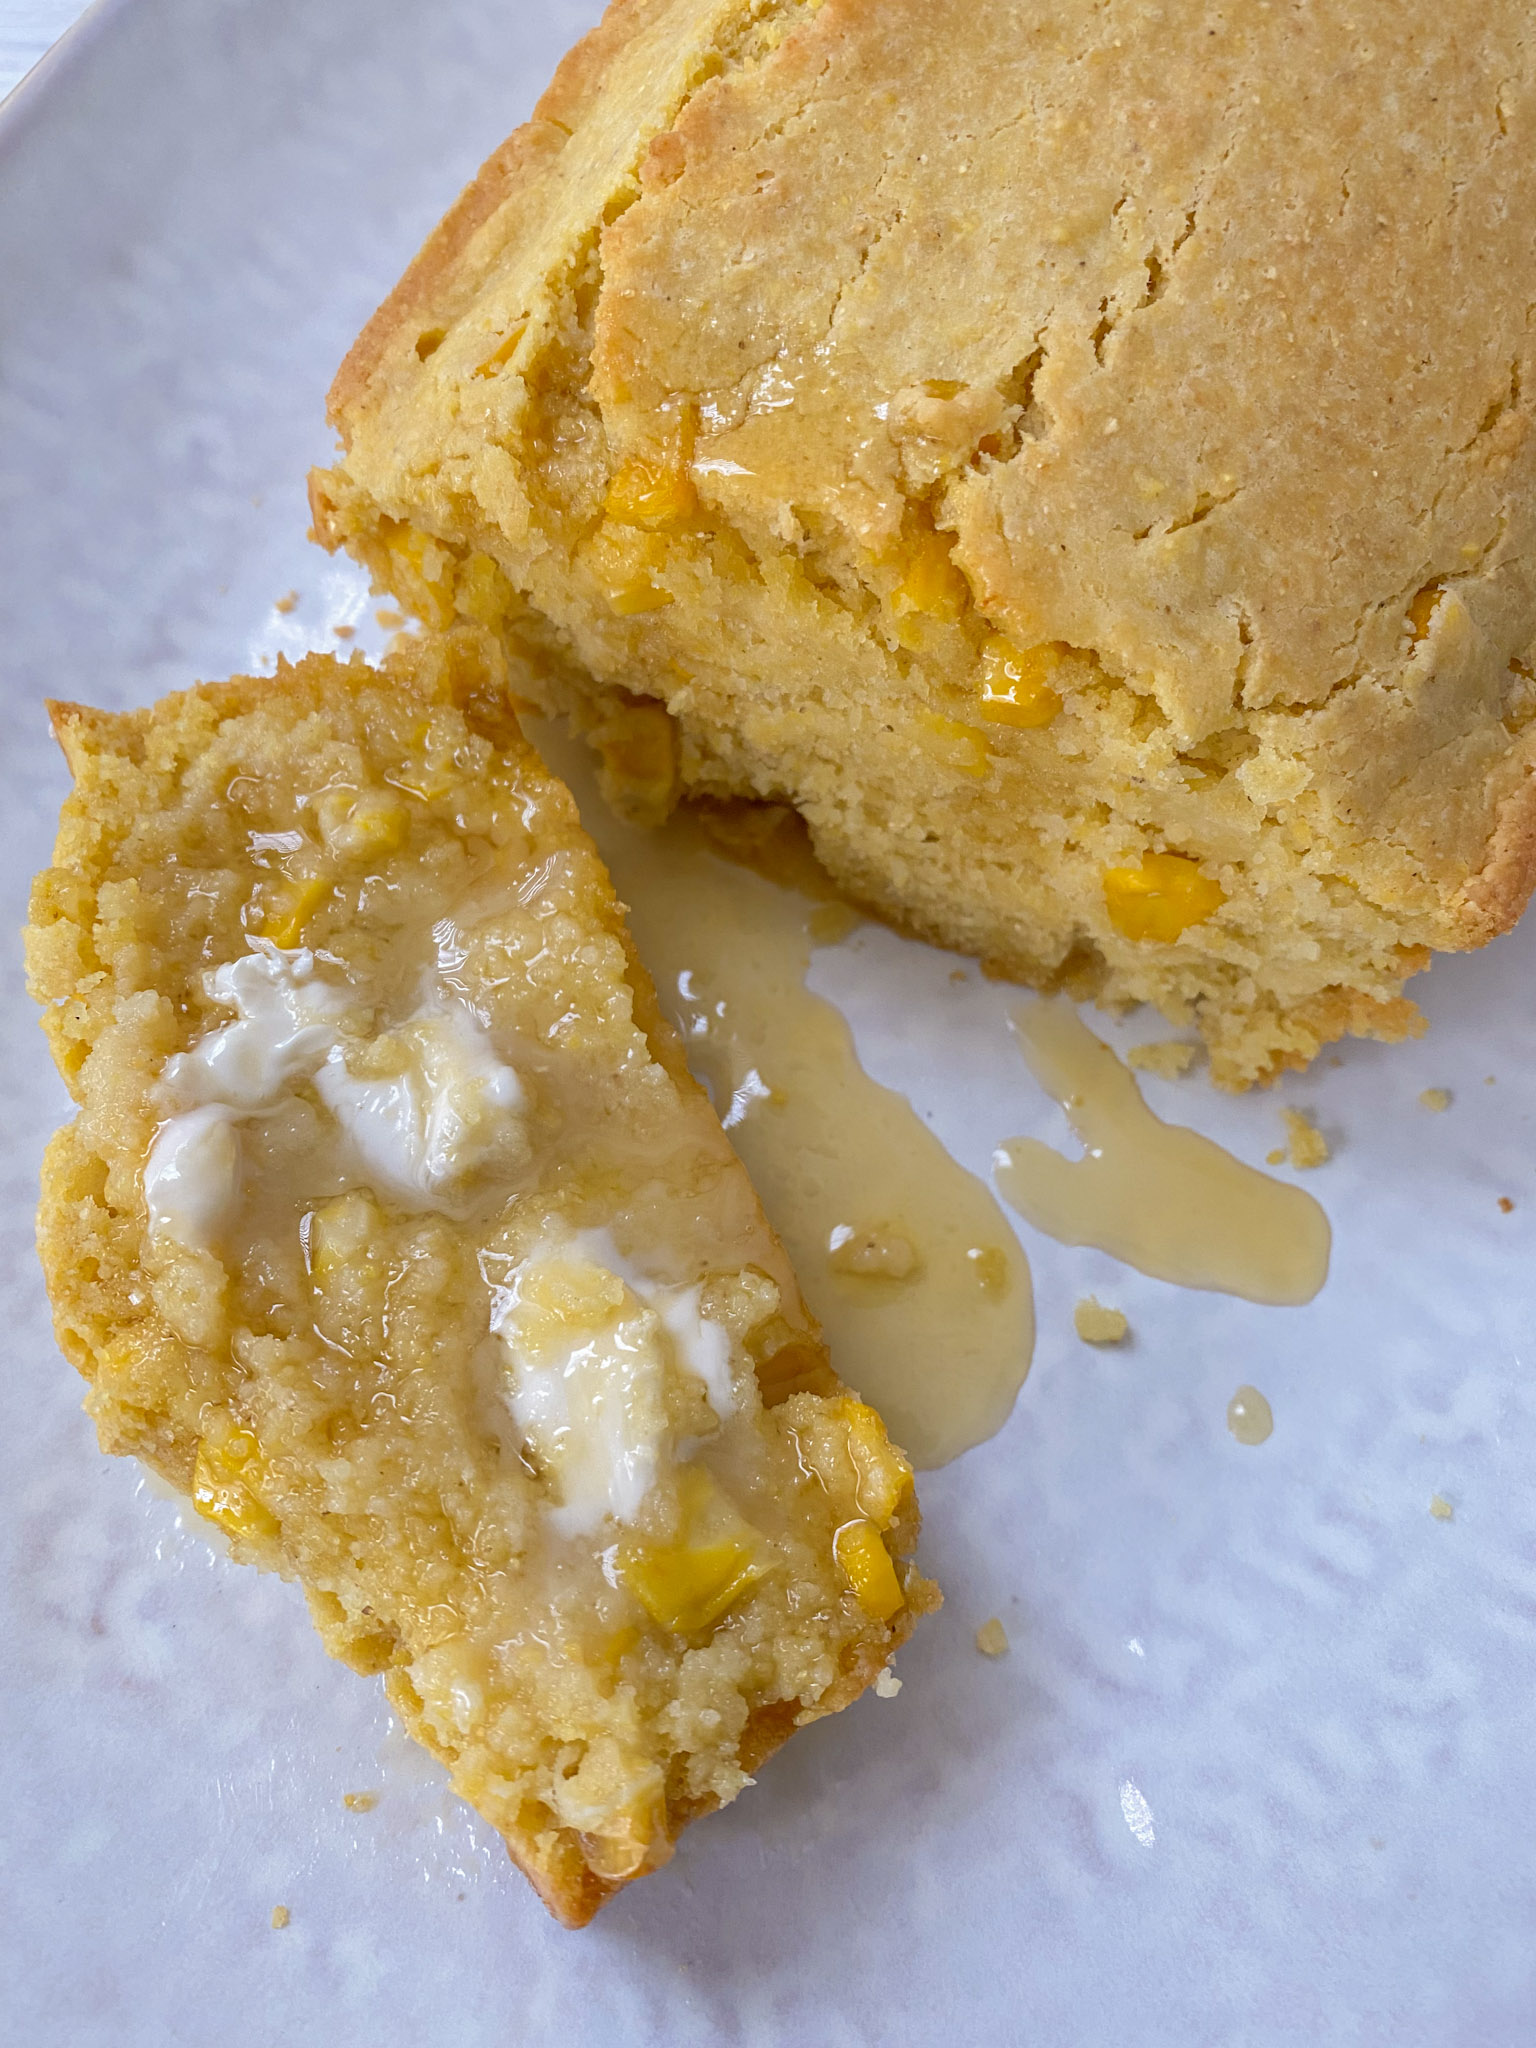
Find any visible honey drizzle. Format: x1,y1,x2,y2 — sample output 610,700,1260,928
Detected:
995,1002,1331,1306
530,724,1035,1469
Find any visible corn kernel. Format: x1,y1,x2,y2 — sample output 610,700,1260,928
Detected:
1103,851,1225,942
316,789,408,862
259,875,331,947
605,450,697,531
1407,584,1442,643
977,637,1065,730
193,1435,278,1544
833,1398,913,1529
600,1625,641,1668
381,519,457,630
590,698,680,827
605,571,675,615
834,1518,905,1621
615,1468,766,1635
455,551,516,631
471,321,527,379
916,710,990,779
619,1536,760,1634
892,530,969,622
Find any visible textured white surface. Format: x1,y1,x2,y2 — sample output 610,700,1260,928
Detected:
0,0,88,104
3,4,1535,2041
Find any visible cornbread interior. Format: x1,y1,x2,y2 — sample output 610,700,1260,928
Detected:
25,632,932,1927
313,0,1536,1086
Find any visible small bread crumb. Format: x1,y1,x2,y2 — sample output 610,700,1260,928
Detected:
270,1905,290,1930
975,1617,1010,1657
1419,1087,1452,1112
873,1666,902,1698
343,1791,378,1812
1074,1296,1129,1345
273,591,299,615
1498,1196,1515,1214
376,608,405,628
1430,1493,1454,1521
1127,1040,1199,1080
333,623,356,640
1281,1108,1330,1168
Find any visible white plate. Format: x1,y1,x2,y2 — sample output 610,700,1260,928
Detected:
3,5,1534,2041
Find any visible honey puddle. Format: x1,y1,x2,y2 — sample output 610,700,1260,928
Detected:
995,1002,1330,1306
531,725,1035,1468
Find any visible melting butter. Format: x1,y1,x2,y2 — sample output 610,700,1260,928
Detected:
995,1002,1330,1306
530,724,1034,1469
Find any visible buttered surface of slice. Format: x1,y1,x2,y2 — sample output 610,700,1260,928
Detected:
25,633,934,1929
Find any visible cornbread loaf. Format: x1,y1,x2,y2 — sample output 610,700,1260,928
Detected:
25,632,933,1927
312,0,1536,1086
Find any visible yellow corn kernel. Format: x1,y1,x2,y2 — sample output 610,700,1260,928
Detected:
471,321,527,379
600,1625,641,1668
977,636,1065,730
590,697,680,828
619,1537,760,1635
615,1468,766,1635
304,1191,381,1284
892,530,969,622
455,550,517,631
193,1435,279,1544
389,720,458,803
605,570,675,615
834,1398,913,1529
315,788,408,862
260,875,331,946
916,710,990,779
834,1518,905,1621
1103,851,1225,943
381,519,456,631
1407,584,1442,643
605,448,698,531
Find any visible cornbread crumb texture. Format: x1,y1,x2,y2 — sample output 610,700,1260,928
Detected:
1269,1109,1330,1170
1430,1493,1455,1521
1419,1087,1452,1113
316,0,1536,1089
343,1791,378,1812
974,1617,1009,1658
270,1906,290,1931
1073,1298,1128,1346
26,635,933,1929
1126,1040,1199,1082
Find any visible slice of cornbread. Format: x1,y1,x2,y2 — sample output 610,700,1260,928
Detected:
311,0,1536,1087
25,631,933,1927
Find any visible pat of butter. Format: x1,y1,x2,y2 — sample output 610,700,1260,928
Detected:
490,1231,737,1537
143,1103,243,1249
144,941,528,1251
315,1008,526,1205
160,945,354,1110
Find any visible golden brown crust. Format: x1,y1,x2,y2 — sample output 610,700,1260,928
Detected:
1452,763,1536,943
326,0,685,434
314,0,1536,1088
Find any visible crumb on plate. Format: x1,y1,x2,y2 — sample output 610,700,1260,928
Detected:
1074,1297,1129,1345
